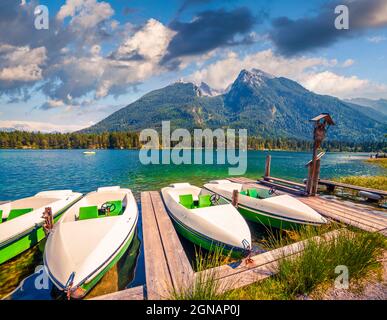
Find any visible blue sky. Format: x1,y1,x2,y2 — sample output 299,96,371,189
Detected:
0,0,387,132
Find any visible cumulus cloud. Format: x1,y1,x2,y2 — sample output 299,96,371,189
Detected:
187,49,387,99
57,0,114,29
269,0,387,56
0,45,47,84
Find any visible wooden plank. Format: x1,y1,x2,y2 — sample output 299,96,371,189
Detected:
259,179,305,195
149,191,194,293
302,197,387,228
301,197,387,231
264,176,306,189
300,199,380,232
318,179,387,197
197,229,345,293
90,285,145,300
141,192,173,300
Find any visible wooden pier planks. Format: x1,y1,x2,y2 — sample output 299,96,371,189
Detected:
141,192,173,299
90,285,145,300
141,191,194,300
149,191,194,292
318,179,387,197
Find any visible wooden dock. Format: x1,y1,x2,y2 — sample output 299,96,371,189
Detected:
96,176,386,300
141,191,194,299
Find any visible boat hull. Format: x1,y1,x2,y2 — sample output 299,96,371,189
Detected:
0,205,71,265
237,204,305,230
169,213,248,259
76,227,136,298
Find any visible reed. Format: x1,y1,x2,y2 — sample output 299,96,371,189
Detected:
227,229,385,300
170,246,232,300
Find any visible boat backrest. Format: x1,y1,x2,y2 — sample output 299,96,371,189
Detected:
247,189,258,198
198,195,211,208
179,194,194,209
0,210,2,223
79,206,99,220
7,208,34,221
106,200,123,216
240,190,247,196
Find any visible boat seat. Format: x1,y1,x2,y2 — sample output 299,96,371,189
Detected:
179,194,194,209
7,208,33,221
256,189,271,199
247,188,258,198
240,190,247,195
198,195,211,208
106,200,123,216
0,210,2,223
79,206,99,220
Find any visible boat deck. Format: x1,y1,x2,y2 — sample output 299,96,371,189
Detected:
95,177,387,300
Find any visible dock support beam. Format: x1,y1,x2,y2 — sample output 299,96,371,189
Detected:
264,155,271,178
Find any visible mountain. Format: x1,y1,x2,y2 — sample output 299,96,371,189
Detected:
345,98,387,116
82,69,387,142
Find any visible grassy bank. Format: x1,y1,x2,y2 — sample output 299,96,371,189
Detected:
173,227,386,300
227,230,385,300
365,158,387,169
333,176,387,191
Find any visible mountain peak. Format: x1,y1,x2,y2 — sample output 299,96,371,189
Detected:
237,68,275,88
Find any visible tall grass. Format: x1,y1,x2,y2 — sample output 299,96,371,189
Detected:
333,176,387,191
170,246,232,300
227,230,385,300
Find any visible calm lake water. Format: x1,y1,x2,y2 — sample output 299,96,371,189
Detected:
0,150,385,299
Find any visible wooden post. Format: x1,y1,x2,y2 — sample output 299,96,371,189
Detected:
42,207,54,236
306,163,313,195
307,114,334,196
310,159,321,196
264,155,271,178
232,190,239,208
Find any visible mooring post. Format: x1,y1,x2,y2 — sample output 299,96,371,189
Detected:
232,189,239,208
311,159,321,195
264,154,271,178
307,114,334,196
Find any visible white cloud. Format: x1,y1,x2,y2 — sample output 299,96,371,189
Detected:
0,120,85,133
187,49,387,99
302,71,368,98
57,0,114,29
115,19,176,62
188,49,336,90
367,35,387,43
0,45,47,82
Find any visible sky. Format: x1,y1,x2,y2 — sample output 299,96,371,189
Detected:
0,0,387,132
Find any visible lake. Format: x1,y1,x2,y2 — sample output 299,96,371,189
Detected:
0,150,385,299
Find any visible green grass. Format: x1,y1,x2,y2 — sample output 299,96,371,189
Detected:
170,246,232,300
170,226,385,300
365,158,387,169
332,176,387,191
226,230,385,300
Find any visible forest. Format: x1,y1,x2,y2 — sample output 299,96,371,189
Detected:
0,131,385,152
